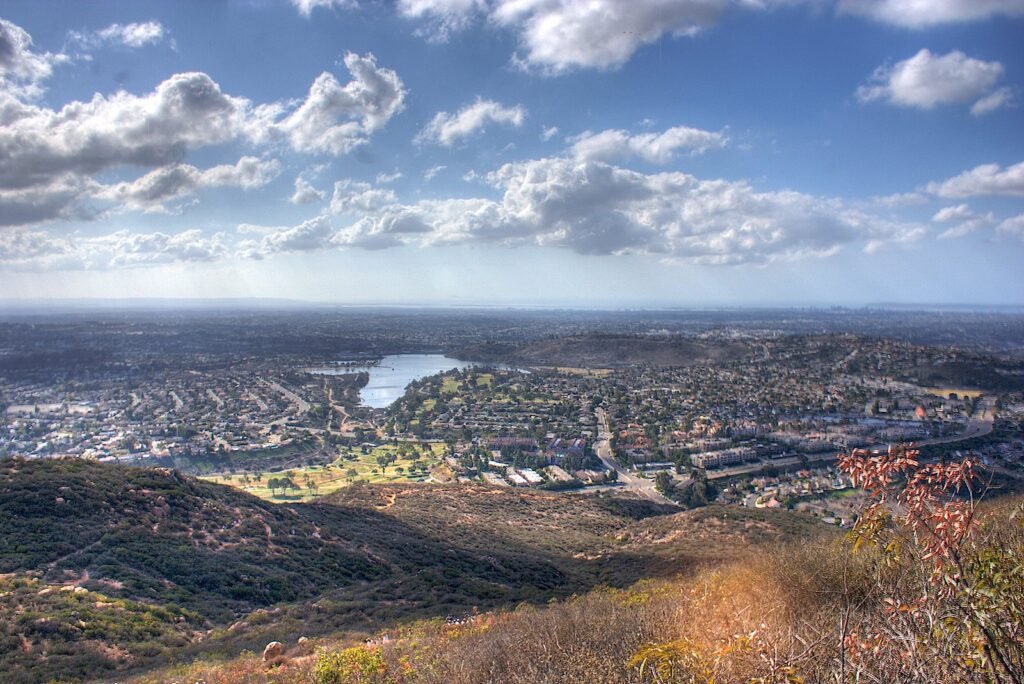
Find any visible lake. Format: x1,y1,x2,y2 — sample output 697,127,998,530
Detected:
310,354,486,408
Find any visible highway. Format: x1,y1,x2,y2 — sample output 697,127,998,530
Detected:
705,417,995,481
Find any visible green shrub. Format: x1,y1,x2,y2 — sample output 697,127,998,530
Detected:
314,645,389,684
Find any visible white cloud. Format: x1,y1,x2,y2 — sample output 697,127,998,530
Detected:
932,204,974,223
95,157,280,212
290,0,359,17
0,18,66,97
376,171,403,184
925,161,1024,198
256,215,336,255
399,0,793,73
0,27,405,227
869,191,928,208
997,214,1024,239
311,155,926,264
541,126,560,141
931,203,994,239
424,164,447,180
276,52,406,155
838,0,1024,28
401,0,487,42
67,21,168,51
6,152,933,269
0,71,252,193
334,208,433,250
417,99,526,146
0,227,227,270
290,177,325,205
857,49,1007,113
329,180,398,214
569,125,728,163
970,87,1015,117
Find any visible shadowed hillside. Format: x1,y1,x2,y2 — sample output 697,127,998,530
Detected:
132,496,1024,684
0,458,826,683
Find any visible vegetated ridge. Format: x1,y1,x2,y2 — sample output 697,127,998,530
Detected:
0,458,824,683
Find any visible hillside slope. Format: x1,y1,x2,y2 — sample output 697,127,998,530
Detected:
457,334,753,367
134,497,1024,684
0,459,826,683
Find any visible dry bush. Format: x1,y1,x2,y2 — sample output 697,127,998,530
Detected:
379,585,682,684
129,451,1022,684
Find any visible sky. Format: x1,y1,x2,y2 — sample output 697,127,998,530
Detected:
1,0,1023,307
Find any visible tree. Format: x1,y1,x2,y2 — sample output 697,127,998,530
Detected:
654,471,675,495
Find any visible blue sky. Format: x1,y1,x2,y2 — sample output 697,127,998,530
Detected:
1,0,1023,306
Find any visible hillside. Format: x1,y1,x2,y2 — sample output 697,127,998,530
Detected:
134,496,1024,684
456,334,753,367
0,458,826,683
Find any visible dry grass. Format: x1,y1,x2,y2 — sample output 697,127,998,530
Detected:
132,496,1023,684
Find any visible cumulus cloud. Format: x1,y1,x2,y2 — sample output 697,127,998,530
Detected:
399,0,799,73
329,180,398,214
857,49,1008,114
334,209,433,250
255,215,336,256
67,21,168,51
0,175,99,227
290,176,325,205
0,227,227,270
8,152,932,268
0,71,252,193
94,157,280,212
416,99,526,146
541,126,560,141
0,18,67,96
925,161,1024,198
570,126,728,163
304,156,926,264
0,25,405,227
276,52,406,155
838,0,1024,28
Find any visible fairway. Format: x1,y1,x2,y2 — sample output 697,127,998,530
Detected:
202,442,446,502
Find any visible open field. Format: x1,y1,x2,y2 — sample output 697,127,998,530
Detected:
202,443,446,502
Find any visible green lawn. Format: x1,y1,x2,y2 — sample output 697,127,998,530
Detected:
203,442,446,502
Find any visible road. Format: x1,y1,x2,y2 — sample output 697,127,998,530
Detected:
705,417,995,481
260,378,311,413
915,418,993,447
594,407,676,506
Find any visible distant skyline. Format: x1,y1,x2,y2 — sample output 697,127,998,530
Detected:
1,0,1023,306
